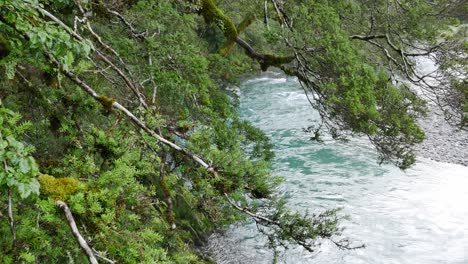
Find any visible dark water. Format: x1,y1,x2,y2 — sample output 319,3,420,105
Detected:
206,73,468,264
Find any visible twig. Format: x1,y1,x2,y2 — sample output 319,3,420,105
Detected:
106,8,147,39
106,117,122,134
223,193,279,225
92,248,116,264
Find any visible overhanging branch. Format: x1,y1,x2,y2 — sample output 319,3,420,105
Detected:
235,37,294,70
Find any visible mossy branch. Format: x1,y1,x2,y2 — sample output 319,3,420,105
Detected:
200,0,238,55
235,37,294,71
196,0,295,69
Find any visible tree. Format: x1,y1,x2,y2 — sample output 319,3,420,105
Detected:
192,0,466,167
0,0,465,262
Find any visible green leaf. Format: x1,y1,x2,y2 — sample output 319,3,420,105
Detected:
38,31,47,43
17,179,40,199
19,158,30,174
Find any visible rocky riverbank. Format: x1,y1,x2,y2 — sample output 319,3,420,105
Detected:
416,104,467,166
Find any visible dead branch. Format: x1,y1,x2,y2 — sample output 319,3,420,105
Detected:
56,200,98,264
264,0,270,29
270,0,293,30
8,188,16,247
3,160,16,248
350,34,440,56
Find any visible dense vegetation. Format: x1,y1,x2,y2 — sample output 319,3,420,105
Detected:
0,0,466,263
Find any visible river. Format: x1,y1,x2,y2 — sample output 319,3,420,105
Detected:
205,73,468,264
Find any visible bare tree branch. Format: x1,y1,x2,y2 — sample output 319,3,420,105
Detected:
56,201,98,264
8,188,16,247
2,159,17,248
264,0,270,29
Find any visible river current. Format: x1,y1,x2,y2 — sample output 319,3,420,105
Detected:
206,73,468,264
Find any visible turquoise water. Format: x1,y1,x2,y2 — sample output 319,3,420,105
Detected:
206,73,468,264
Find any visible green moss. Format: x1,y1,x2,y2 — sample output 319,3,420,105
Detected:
97,95,115,110
200,0,238,55
260,54,295,71
38,174,84,201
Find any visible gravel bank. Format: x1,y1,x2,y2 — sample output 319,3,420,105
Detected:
416,105,468,166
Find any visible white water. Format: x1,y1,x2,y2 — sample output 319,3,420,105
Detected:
206,74,468,264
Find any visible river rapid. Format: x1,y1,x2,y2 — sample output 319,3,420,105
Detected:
205,73,468,264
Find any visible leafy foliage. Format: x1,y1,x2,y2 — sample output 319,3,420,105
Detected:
0,0,465,262
0,105,40,199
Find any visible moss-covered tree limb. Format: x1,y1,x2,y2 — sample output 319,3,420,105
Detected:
199,0,238,55
196,0,295,69
235,37,294,71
